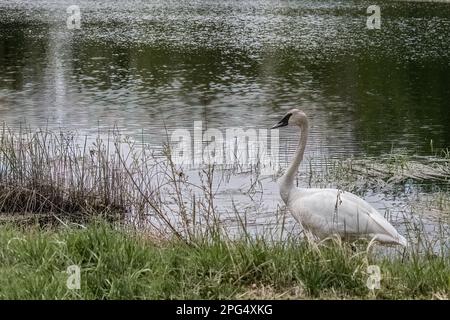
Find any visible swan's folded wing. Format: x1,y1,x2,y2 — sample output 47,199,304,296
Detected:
292,189,403,241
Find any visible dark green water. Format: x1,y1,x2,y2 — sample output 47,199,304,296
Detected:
0,0,449,242
0,0,449,157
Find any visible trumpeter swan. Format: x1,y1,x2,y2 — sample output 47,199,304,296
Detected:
271,109,407,246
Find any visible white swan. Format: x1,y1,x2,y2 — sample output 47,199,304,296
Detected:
272,109,407,246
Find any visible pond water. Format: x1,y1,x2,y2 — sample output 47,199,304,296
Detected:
0,0,449,244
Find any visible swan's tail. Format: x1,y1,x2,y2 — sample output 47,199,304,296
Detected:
371,233,408,247
397,234,408,247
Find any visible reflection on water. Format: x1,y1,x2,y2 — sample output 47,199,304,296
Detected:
0,0,449,241
1,0,449,154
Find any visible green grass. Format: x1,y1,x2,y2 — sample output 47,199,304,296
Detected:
0,222,448,300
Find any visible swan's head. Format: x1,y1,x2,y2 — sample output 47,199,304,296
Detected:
271,109,308,129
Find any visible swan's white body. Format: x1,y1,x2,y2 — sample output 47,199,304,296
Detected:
273,109,407,246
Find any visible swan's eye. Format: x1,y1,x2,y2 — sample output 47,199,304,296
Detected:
280,113,292,124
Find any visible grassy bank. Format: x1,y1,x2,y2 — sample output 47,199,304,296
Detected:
0,222,448,300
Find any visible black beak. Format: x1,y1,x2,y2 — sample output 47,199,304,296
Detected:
271,122,286,129
271,113,292,129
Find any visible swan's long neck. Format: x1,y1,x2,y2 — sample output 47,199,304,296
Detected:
280,122,309,193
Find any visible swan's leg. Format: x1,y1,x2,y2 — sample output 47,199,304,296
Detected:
297,220,319,244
